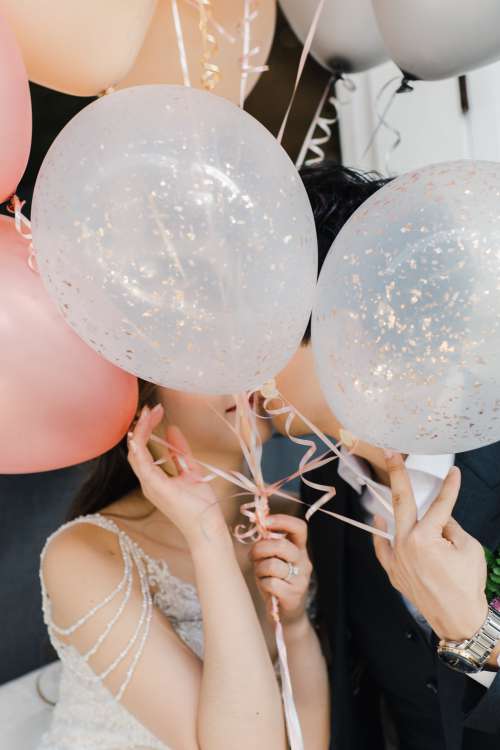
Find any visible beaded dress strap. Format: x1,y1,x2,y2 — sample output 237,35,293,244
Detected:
40,514,154,701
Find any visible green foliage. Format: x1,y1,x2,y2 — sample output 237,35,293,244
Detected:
484,546,500,601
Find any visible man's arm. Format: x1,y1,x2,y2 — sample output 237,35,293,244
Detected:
373,453,500,733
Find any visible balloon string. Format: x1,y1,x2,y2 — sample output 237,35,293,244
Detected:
214,391,304,750
239,0,269,108
362,75,405,176
259,380,395,520
172,0,191,87
295,74,356,169
196,0,221,91
6,195,38,274
276,0,326,144
149,385,393,749
149,388,394,539
97,86,116,97
182,0,237,43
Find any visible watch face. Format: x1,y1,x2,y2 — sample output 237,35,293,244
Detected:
438,649,480,674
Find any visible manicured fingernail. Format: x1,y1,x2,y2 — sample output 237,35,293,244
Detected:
127,431,133,440
129,439,138,454
383,449,394,459
151,403,162,415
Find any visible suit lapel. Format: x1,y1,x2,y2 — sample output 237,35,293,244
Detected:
454,443,500,549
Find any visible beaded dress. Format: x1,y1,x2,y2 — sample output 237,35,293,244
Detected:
38,513,205,750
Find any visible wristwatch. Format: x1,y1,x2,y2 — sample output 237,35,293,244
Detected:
437,603,500,674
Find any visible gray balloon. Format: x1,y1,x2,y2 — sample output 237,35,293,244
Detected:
313,160,500,454
280,0,388,74
373,0,500,80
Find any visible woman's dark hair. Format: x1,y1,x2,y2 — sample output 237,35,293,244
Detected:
300,161,390,342
67,380,158,521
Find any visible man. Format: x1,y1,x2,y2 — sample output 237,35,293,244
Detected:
273,163,500,749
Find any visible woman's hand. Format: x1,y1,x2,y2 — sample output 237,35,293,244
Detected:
251,514,313,627
127,405,228,546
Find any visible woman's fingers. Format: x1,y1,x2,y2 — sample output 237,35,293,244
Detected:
265,514,308,548
132,404,163,447
128,405,168,489
166,424,201,478
257,576,293,600
251,537,300,564
254,557,296,582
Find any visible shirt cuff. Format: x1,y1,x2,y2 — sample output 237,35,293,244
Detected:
468,670,496,689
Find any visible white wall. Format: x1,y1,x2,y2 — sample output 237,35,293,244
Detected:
338,58,500,175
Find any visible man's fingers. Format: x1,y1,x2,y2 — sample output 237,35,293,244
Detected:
422,466,461,532
442,515,468,547
372,514,394,572
384,452,417,537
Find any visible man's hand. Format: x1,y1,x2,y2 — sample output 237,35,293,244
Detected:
373,452,490,648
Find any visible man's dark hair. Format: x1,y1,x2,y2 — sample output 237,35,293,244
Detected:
300,161,389,342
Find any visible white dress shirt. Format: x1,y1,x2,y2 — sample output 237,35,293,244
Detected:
338,448,496,689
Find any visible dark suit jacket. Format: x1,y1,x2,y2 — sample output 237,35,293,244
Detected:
304,443,500,750
0,465,88,684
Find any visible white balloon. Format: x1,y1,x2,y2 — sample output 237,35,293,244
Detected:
313,160,500,454
31,85,317,395
373,0,500,80
280,0,388,74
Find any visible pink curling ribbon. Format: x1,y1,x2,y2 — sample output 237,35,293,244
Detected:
7,194,38,273
182,0,237,44
277,0,326,144
196,0,221,91
172,0,191,87
239,0,269,108
259,381,395,521
149,384,392,750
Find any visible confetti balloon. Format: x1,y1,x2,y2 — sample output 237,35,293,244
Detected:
31,85,317,395
313,160,500,454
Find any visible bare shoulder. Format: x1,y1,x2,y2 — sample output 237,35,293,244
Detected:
42,521,125,622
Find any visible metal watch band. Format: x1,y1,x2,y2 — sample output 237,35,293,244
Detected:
466,606,500,667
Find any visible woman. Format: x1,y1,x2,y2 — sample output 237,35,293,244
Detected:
38,381,330,750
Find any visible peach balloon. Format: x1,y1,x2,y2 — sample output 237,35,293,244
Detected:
0,11,31,203
0,0,158,96
0,217,138,474
119,0,276,103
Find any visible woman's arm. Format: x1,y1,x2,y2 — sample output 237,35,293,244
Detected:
43,405,287,750
282,616,330,750
128,405,287,750
192,530,287,750
252,514,330,750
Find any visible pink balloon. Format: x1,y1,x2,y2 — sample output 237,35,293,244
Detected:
0,216,138,473
0,11,32,204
